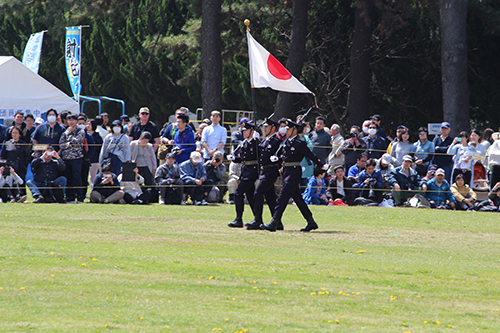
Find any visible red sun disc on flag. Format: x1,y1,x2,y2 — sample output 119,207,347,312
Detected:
267,54,292,80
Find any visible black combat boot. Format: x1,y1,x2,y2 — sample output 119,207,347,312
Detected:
300,216,318,232
228,218,243,228
276,220,284,230
245,218,262,230
260,219,279,232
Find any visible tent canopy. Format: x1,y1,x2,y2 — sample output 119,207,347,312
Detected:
0,56,79,121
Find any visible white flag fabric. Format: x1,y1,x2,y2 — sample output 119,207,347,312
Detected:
247,31,312,94
22,31,46,74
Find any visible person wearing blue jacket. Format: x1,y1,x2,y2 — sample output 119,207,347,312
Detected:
172,114,196,164
303,167,328,205
425,168,456,209
179,151,213,205
353,158,384,203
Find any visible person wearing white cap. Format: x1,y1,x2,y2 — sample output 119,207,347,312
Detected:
424,168,456,209
34,117,44,127
179,151,213,205
375,153,396,184
386,155,427,206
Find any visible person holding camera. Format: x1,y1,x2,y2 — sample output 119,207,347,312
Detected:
27,146,67,203
90,164,124,203
155,152,184,204
338,125,366,173
0,165,26,203
204,151,227,203
386,155,427,206
353,158,384,204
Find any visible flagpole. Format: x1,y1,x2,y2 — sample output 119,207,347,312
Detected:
245,19,260,171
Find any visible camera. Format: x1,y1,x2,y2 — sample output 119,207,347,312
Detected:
47,151,54,156
215,157,221,163
172,147,181,152
2,166,10,176
349,132,357,138
367,178,376,199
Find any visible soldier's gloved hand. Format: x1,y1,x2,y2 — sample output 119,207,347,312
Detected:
253,131,260,139
322,163,329,170
227,155,235,161
302,166,306,172
270,156,279,163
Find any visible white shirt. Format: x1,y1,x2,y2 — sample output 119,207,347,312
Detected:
336,179,345,196
201,123,227,159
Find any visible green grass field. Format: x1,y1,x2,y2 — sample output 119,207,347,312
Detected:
1,203,499,332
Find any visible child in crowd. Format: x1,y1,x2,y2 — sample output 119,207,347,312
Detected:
303,167,328,205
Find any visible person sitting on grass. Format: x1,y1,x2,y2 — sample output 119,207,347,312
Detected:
303,167,328,205
27,146,67,203
327,164,355,205
451,173,477,210
179,151,212,205
386,155,427,206
347,152,368,183
0,165,26,203
155,152,184,205
118,166,151,204
488,182,500,208
425,168,456,209
353,158,384,204
90,164,124,204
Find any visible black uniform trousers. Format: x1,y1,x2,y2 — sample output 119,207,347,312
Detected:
235,177,257,220
253,167,278,222
273,167,313,222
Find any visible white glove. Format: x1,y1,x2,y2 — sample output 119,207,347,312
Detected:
253,131,260,139
270,156,278,163
323,163,329,170
227,155,235,161
302,166,306,172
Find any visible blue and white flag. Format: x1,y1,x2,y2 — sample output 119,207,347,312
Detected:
22,31,46,74
65,26,82,102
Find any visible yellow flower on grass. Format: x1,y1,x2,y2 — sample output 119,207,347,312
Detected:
390,295,397,301
209,276,214,280
447,324,453,327
494,309,499,311
50,252,54,255
318,291,325,295
139,316,144,320
335,319,340,323
224,318,229,321
212,328,222,331
20,287,25,290
356,250,366,254
104,324,108,327
310,292,316,295
81,263,87,267
165,325,169,328
0,287,3,290
436,321,441,325
114,314,118,318
423,321,428,324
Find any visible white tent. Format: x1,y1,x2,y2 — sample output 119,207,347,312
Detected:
0,56,79,122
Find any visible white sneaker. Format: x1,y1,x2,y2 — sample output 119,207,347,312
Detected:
180,200,186,205
159,199,165,205
194,200,201,206
201,199,208,205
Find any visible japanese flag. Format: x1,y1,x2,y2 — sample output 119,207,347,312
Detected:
247,31,312,94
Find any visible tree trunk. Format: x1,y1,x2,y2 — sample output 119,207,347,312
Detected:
201,0,222,119
273,0,309,121
440,0,470,136
347,0,375,127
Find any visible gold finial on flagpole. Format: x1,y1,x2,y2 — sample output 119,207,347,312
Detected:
244,19,250,26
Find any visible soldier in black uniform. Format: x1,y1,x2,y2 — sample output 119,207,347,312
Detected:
245,118,283,230
227,121,260,228
261,119,324,232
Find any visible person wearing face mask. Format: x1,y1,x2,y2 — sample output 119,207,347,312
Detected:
277,118,288,140
32,109,66,154
359,119,372,139
362,122,386,160
59,113,86,203
77,115,96,197
99,120,132,177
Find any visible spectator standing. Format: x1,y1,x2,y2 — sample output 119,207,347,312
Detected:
24,114,36,142
386,155,427,206
390,128,413,166
370,114,387,143
338,125,366,172
487,132,500,190
27,146,66,203
425,168,456,209
78,116,95,198
432,121,454,183
6,111,31,143
1,126,31,194
327,124,344,174
128,107,160,152
308,116,331,164
201,110,227,161
59,114,86,203
90,164,124,203
86,119,103,188
230,117,249,150
359,119,372,139
172,114,196,163
100,121,131,177
412,127,435,176
155,152,184,205
31,109,66,153
94,115,109,140
447,131,476,186
130,131,157,190
327,164,355,205
299,122,314,193
363,122,386,160
120,115,130,134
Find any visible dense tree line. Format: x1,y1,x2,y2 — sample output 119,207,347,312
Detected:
1,0,499,135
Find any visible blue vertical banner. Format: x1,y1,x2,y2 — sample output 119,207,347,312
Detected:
22,31,46,74
65,26,82,102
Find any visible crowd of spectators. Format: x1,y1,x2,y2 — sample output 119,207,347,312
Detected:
2,106,500,213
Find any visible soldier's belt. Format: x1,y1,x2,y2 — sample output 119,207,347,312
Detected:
261,163,278,169
241,160,258,166
282,162,301,167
